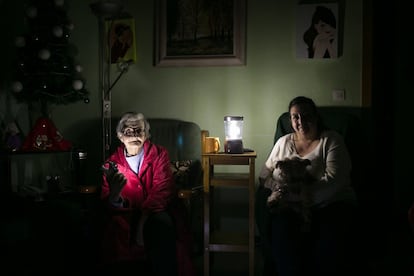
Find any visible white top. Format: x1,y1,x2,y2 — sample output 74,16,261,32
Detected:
259,130,356,207
125,149,144,174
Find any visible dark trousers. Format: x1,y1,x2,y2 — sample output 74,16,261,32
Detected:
270,202,356,276
143,211,178,276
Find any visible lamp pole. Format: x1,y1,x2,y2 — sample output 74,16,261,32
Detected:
90,1,124,161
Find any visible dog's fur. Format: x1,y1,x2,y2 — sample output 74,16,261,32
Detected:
267,157,314,231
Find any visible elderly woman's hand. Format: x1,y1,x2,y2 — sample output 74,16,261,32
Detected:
107,172,127,203
103,161,127,203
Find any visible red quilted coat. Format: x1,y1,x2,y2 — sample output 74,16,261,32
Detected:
100,140,195,276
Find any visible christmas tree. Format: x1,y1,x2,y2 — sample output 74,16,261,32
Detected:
10,0,89,115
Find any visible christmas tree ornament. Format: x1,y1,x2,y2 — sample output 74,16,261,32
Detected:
11,81,23,93
55,0,65,7
52,26,63,37
15,36,26,47
66,22,74,30
26,6,37,18
72,80,83,90
38,48,51,60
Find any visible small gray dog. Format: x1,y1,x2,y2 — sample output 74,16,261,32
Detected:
267,157,314,231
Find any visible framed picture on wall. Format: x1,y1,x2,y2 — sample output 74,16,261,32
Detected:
106,18,137,64
296,3,339,59
154,0,246,67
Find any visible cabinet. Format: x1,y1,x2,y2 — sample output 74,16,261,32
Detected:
0,150,101,274
202,152,257,276
0,149,97,196
1,150,74,195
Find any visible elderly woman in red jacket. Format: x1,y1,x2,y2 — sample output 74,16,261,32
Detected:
100,112,195,276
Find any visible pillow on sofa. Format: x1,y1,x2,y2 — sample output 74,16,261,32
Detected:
170,160,202,189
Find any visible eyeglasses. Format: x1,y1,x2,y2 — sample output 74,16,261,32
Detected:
122,127,145,137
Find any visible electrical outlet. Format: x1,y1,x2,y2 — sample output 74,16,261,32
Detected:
332,89,345,102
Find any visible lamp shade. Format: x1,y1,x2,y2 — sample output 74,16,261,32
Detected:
224,116,244,154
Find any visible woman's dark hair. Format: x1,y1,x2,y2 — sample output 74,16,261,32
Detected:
288,96,326,133
313,6,336,29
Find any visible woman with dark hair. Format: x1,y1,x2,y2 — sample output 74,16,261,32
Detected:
259,96,356,276
303,6,337,58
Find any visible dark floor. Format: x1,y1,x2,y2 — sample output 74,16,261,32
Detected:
2,233,414,276
192,230,414,276
2,194,414,276
194,250,264,276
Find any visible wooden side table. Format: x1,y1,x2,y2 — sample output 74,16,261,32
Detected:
202,151,257,276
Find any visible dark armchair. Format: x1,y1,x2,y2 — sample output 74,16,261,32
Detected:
100,118,204,269
109,117,204,195
255,107,366,275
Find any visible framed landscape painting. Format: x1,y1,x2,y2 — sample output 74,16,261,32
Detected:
154,0,246,67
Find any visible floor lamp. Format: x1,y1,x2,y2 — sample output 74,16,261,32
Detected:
90,0,132,161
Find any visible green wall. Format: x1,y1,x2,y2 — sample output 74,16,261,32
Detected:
1,0,364,183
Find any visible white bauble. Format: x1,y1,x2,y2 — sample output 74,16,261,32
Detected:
15,36,26,47
75,65,83,73
11,81,23,93
54,0,64,7
26,6,37,18
67,22,74,31
72,80,84,90
38,49,51,60
53,26,63,37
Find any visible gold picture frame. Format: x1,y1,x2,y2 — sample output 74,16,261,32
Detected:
154,0,246,67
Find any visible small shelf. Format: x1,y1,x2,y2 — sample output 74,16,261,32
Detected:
202,152,256,276
209,231,249,252
210,173,250,187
